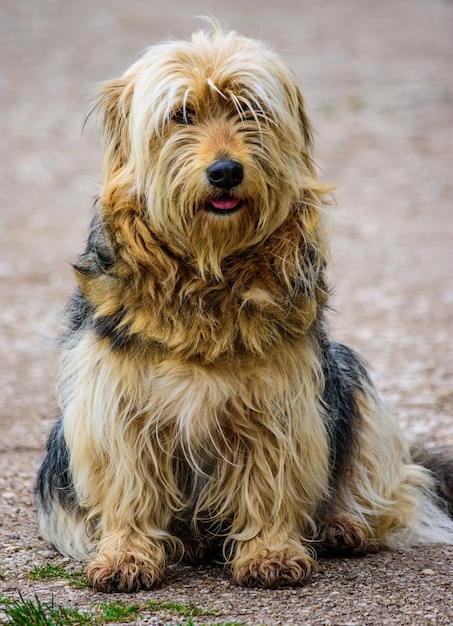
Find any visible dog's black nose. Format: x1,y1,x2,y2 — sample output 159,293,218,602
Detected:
207,160,244,189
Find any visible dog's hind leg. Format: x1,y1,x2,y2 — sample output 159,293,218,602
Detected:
316,342,385,554
318,343,453,553
36,417,96,560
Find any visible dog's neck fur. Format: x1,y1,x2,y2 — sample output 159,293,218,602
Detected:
74,200,328,363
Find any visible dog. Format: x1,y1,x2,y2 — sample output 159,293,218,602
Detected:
36,22,453,592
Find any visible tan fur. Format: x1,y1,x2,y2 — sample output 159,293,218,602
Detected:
37,22,453,592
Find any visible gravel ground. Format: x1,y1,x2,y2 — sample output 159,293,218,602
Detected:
1,0,453,624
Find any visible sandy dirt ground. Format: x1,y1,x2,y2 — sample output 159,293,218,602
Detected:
1,0,452,624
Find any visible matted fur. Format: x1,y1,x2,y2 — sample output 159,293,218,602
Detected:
37,23,453,592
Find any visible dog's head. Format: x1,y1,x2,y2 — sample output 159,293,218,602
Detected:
94,23,330,278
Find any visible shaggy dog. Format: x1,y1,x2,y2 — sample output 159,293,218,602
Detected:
37,23,453,592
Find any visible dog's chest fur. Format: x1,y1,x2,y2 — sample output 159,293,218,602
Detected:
72,211,326,363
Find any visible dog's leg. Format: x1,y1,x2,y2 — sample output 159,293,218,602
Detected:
223,429,324,588
86,529,166,592
68,441,171,592
319,343,453,551
315,342,385,554
75,428,177,592
78,447,173,593
215,346,331,588
58,334,182,592
317,513,379,555
36,415,169,592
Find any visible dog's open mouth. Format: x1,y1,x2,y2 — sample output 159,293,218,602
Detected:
207,195,243,215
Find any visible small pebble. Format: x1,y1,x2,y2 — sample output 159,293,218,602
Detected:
421,569,436,576
42,550,56,558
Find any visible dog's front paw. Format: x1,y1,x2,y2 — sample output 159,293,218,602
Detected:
231,547,317,588
86,552,164,592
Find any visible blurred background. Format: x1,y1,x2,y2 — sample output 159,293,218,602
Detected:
1,0,452,451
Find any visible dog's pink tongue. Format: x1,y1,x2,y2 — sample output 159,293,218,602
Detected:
210,198,240,211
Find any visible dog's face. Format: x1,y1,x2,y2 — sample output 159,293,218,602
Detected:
96,25,322,277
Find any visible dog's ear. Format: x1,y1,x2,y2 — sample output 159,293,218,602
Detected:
88,76,135,177
280,75,314,157
294,85,314,155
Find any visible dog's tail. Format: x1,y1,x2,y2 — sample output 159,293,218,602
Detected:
411,444,453,518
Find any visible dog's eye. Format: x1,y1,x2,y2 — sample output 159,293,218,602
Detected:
172,108,196,125
240,106,266,123
242,109,257,120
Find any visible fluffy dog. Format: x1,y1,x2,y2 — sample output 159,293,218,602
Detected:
37,23,453,592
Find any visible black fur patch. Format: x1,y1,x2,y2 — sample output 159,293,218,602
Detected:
322,342,370,482
411,444,453,517
93,309,132,350
65,289,94,334
36,418,78,513
65,289,132,350
67,213,132,349
73,213,116,277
